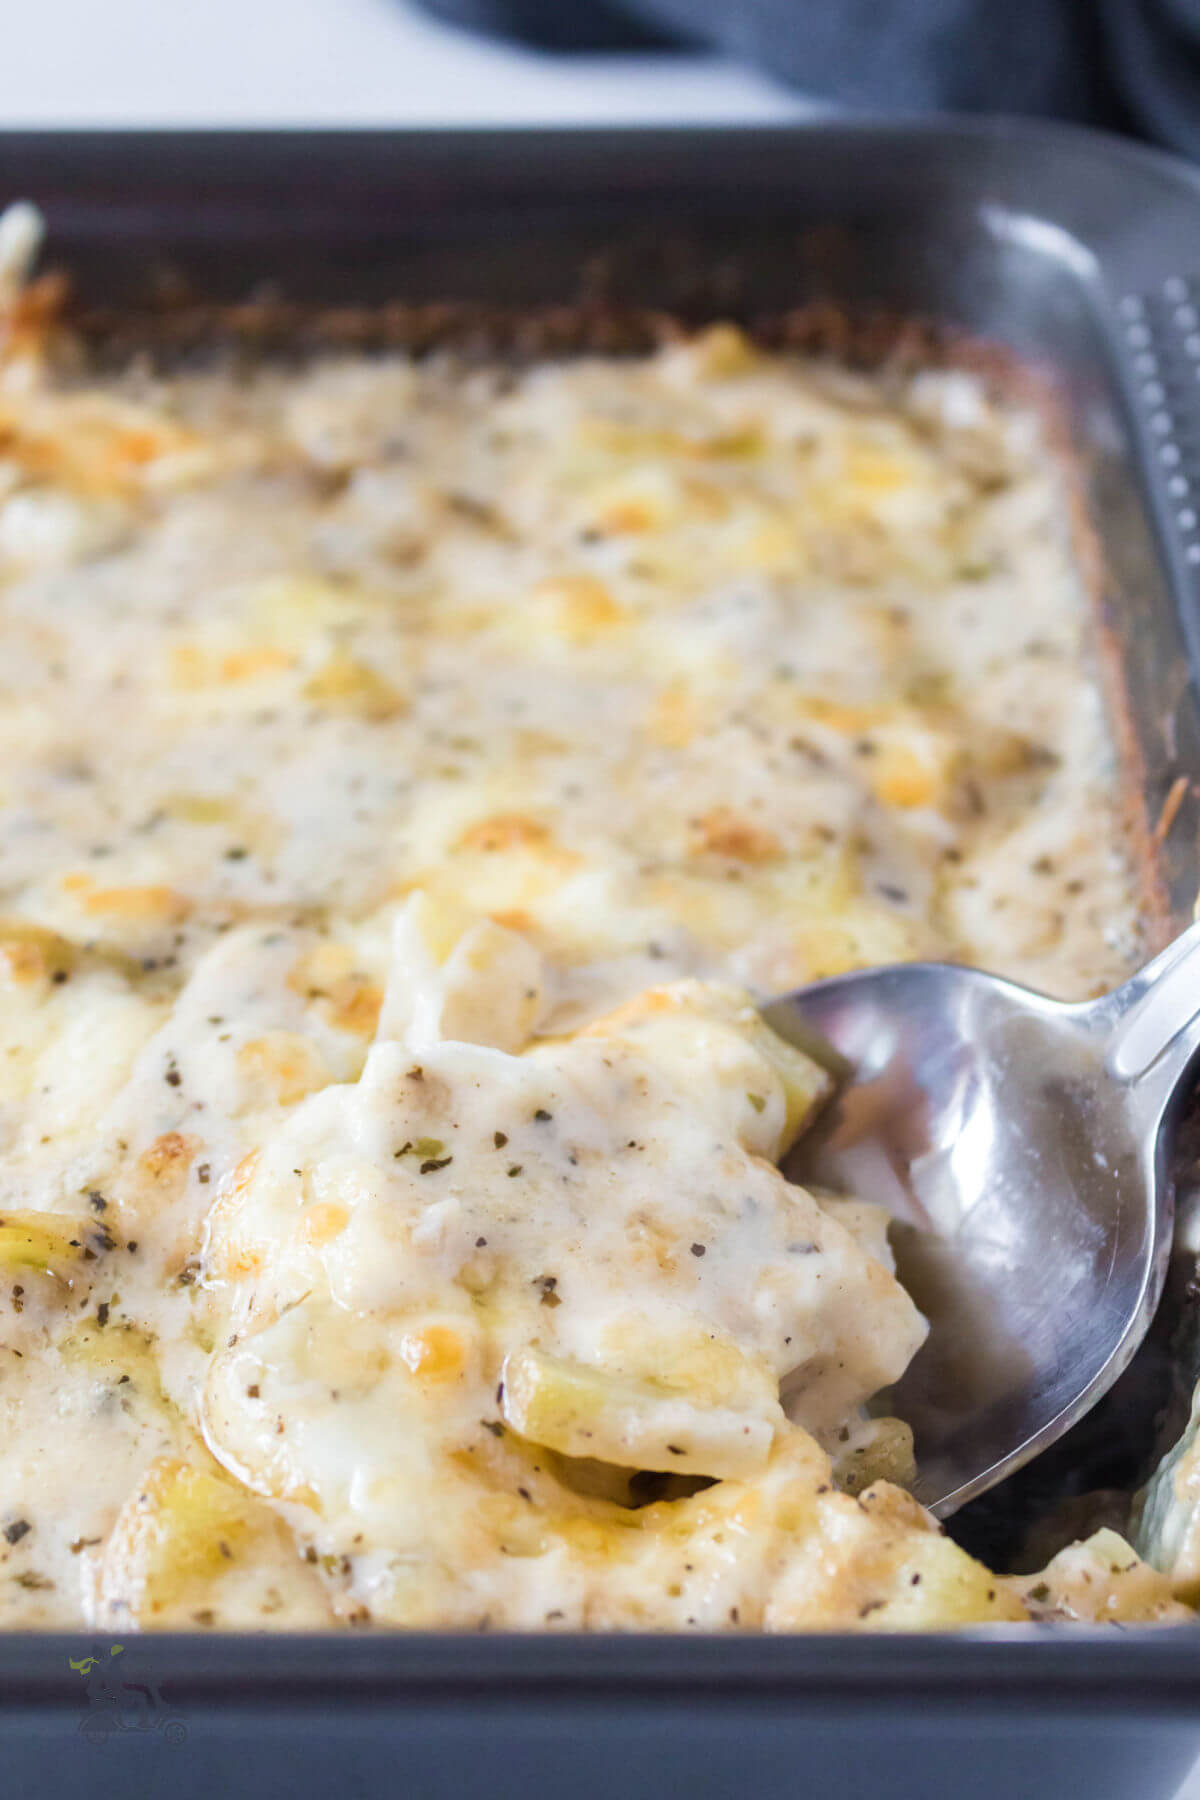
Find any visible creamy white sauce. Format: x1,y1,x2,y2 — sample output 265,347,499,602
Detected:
0,304,1156,1629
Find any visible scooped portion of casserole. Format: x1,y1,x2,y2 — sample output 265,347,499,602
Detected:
0,207,1188,1629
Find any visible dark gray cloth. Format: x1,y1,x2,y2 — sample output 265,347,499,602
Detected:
419,0,1200,157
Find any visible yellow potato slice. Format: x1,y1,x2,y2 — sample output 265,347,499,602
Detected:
0,1210,115,1283
501,1345,778,1480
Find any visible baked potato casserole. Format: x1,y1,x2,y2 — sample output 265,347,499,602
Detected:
0,203,1194,1632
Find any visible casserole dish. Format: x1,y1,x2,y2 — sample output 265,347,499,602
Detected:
2,117,1200,1796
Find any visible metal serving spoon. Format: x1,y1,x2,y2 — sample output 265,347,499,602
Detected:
764,921,1200,1518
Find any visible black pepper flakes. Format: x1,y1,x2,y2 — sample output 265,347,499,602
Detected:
493,1131,508,1148
690,1243,706,1258
533,1109,553,1123
533,1274,561,1308
419,1155,453,1174
3,1519,30,1546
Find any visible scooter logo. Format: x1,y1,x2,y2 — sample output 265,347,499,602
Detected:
71,1643,188,1748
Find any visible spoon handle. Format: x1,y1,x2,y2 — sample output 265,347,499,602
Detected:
1103,919,1200,1117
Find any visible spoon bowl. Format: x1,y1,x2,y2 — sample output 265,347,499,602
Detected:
764,923,1200,1516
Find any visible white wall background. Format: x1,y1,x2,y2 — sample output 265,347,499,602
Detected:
0,0,816,126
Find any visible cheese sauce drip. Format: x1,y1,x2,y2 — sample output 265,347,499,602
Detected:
0,282,1178,1630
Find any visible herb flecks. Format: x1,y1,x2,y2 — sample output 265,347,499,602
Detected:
394,1136,450,1172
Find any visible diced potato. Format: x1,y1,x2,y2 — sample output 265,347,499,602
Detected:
507,575,630,651
250,571,379,638
646,679,704,749
786,902,928,984
0,918,78,984
734,1005,833,1152
302,648,406,721
60,871,192,928
0,1210,114,1283
594,1319,782,1416
95,1454,331,1628
171,643,296,689
436,919,544,1052
1135,1386,1200,1605
793,697,960,813
236,1033,332,1108
686,322,762,381
768,1475,1028,1630
841,1516,1028,1630
380,896,546,1052
100,1459,254,1604
287,942,384,1040
832,1415,917,1496
58,1320,168,1406
1015,1528,1194,1624
501,1345,778,1480
583,981,830,1155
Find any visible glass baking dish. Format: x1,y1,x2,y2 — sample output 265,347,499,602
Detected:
2,118,1200,1800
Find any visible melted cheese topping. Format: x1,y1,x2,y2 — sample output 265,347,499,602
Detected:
0,281,1172,1630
